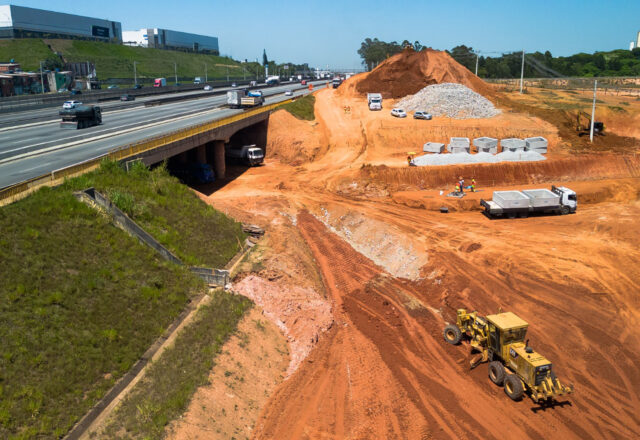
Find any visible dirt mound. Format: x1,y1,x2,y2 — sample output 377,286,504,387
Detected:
266,109,328,165
346,48,493,99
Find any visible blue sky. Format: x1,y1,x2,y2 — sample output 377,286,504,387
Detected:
8,0,640,68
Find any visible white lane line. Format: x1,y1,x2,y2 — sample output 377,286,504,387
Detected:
0,107,225,165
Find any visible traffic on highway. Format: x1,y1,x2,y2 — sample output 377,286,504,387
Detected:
0,81,325,188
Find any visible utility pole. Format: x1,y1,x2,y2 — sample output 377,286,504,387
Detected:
205,63,207,82
226,65,229,82
174,62,177,85
475,52,479,76
519,49,525,94
590,80,597,143
39,60,44,94
133,61,137,86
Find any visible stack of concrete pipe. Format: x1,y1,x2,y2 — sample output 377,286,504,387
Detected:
423,142,445,153
473,137,498,154
524,136,548,154
500,138,527,152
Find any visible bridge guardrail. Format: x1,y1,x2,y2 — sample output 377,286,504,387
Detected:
0,98,295,205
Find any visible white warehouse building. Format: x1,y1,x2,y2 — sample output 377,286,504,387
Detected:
123,28,219,54
0,4,122,41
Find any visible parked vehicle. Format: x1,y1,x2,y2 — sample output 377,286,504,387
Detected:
226,89,264,109
204,85,213,91
226,144,264,166
481,186,577,219
62,100,82,109
367,93,382,111
120,94,135,101
59,105,101,129
391,108,407,118
414,111,432,120
153,78,167,87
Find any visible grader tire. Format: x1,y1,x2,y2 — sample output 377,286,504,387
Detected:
504,374,524,401
488,361,506,385
443,325,462,345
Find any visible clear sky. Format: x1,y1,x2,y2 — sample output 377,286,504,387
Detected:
7,0,640,68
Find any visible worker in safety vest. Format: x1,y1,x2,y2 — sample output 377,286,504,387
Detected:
455,184,461,193
471,178,476,192
407,155,413,166
458,176,465,193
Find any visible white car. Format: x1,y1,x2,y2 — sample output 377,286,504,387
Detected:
414,111,432,120
284,90,293,96
391,108,407,118
204,85,213,91
62,100,82,109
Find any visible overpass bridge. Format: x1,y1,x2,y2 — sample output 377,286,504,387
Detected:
0,82,325,205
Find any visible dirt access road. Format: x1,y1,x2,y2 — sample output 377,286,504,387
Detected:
192,78,640,439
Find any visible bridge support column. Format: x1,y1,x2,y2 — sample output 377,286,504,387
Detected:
196,144,207,163
212,140,226,179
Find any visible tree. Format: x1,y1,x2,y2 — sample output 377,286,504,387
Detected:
357,38,403,70
414,41,424,52
448,45,475,72
262,49,268,66
594,53,606,70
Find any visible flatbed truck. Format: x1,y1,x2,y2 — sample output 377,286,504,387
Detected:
226,144,264,166
480,186,577,219
227,89,264,109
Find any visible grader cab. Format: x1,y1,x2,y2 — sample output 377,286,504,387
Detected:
443,309,573,402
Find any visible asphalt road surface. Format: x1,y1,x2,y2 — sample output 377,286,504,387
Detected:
0,82,325,188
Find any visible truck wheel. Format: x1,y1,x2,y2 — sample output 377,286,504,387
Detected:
443,325,462,345
488,361,506,385
504,374,524,401
560,206,570,215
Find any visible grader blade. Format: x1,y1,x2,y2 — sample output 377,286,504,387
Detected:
469,351,488,369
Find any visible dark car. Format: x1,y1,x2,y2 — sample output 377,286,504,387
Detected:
70,89,82,95
133,84,143,89
120,94,135,101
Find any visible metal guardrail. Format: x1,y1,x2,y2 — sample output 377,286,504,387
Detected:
0,98,295,205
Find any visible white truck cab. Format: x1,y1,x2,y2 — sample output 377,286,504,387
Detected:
552,186,577,213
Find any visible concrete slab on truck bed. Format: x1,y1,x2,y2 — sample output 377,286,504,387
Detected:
521,189,560,208
493,190,529,209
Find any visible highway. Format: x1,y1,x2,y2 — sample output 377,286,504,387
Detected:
0,82,325,188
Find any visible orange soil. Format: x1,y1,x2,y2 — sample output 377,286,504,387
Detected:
189,78,640,439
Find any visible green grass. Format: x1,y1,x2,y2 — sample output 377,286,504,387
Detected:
0,160,246,438
100,291,252,439
0,39,55,71
280,94,316,120
66,160,246,267
48,39,252,81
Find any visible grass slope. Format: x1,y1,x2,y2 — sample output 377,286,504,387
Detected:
101,291,252,439
0,160,246,438
48,39,249,81
281,94,316,120
0,39,54,71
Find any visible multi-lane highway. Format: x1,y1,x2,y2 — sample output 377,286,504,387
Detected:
0,82,325,188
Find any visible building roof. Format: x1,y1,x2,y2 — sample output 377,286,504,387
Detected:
486,312,528,330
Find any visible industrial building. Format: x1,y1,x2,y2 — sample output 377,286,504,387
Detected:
0,4,122,41
123,28,219,54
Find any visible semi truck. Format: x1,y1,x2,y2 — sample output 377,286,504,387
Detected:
153,78,167,87
59,105,102,129
226,89,264,109
367,93,382,111
226,144,264,166
480,186,577,219
332,78,343,88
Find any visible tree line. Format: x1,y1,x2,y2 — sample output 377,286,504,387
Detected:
357,38,640,78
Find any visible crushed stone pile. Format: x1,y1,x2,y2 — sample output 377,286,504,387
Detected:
412,150,546,166
397,83,501,119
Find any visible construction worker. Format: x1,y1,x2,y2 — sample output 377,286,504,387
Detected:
455,184,461,193
407,155,413,166
458,176,465,193
471,178,477,192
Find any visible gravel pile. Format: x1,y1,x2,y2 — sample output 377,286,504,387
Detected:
397,83,500,119
412,150,546,166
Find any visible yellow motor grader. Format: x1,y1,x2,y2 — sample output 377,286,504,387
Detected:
443,309,573,402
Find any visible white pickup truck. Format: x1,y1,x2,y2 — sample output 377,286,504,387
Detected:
480,186,577,219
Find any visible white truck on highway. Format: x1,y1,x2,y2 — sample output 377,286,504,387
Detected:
226,89,264,109
226,144,264,166
367,93,382,111
480,186,577,219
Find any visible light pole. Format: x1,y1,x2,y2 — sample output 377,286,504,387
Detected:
519,49,525,94
205,63,207,83
226,65,229,82
475,53,479,76
133,61,137,86
174,62,177,85
589,80,597,143
39,60,44,94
